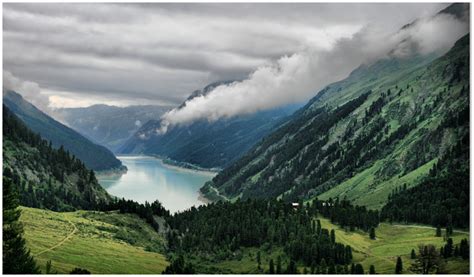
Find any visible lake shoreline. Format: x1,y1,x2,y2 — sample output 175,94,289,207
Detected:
116,154,218,177
95,165,128,179
159,159,217,178
197,190,212,205
99,155,215,213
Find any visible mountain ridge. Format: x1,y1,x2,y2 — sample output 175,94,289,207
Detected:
203,33,469,209
3,91,123,171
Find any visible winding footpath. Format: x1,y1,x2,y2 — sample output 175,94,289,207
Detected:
391,224,469,235
34,216,77,257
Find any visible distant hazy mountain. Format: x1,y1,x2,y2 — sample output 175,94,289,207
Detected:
55,104,172,152
3,90,123,171
119,81,300,169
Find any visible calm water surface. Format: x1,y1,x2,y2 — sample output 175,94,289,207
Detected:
98,156,215,213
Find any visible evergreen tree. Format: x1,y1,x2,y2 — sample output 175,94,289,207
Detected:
436,225,442,237
320,258,327,274
369,265,376,274
444,238,454,258
454,245,460,257
411,249,416,259
286,260,297,274
410,245,441,274
369,227,376,240
276,256,282,274
354,263,364,274
395,257,403,274
459,239,469,260
327,260,336,274
70,268,91,274
269,259,275,274
46,260,52,274
257,251,261,270
3,177,40,274
162,255,195,274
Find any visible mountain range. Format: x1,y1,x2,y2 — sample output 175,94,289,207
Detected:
3,91,123,171
55,104,172,152
203,33,469,209
119,82,300,169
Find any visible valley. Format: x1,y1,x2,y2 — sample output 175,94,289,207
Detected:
3,3,470,275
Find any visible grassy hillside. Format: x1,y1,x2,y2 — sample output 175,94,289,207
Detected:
205,34,469,210
318,217,469,274
20,207,168,274
3,90,122,171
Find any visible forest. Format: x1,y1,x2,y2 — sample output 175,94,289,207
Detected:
380,131,469,228
3,106,111,211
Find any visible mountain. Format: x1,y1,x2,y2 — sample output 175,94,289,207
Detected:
3,105,112,211
203,33,469,209
55,104,172,152
3,91,123,171
119,81,300,169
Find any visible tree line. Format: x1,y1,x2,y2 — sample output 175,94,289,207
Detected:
166,198,355,271
3,105,110,211
380,131,469,228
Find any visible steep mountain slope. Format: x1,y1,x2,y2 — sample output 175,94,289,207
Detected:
203,34,469,209
3,106,112,211
3,91,123,171
55,104,172,152
120,82,299,169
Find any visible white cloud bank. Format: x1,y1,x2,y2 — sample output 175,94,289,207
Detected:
158,11,468,133
3,71,50,112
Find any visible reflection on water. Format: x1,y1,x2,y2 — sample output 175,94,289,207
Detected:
98,156,215,213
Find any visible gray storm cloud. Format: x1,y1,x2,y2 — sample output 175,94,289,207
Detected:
158,11,469,133
4,3,449,110
3,71,51,113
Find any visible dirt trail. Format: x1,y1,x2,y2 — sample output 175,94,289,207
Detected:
391,224,469,235
34,216,77,257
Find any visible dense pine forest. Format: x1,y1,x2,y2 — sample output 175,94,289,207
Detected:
165,199,369,274
380,131,469,228
3,106,111,211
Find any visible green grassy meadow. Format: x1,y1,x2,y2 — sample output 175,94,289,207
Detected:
18,206,469,274
20,207,169,274
319,217,469,274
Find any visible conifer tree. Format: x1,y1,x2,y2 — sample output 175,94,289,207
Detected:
436,225,442,237
369,227,376,240
354,263,364,274
460,239,469,260
369,265,376,274
395,257,403,274
3,177,40,274
269,259,275,274
286,260,297,274
276,256,282,274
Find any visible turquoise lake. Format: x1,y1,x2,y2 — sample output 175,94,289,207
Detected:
97,156,216,213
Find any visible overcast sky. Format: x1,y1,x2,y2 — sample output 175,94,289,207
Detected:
3,3,452,110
